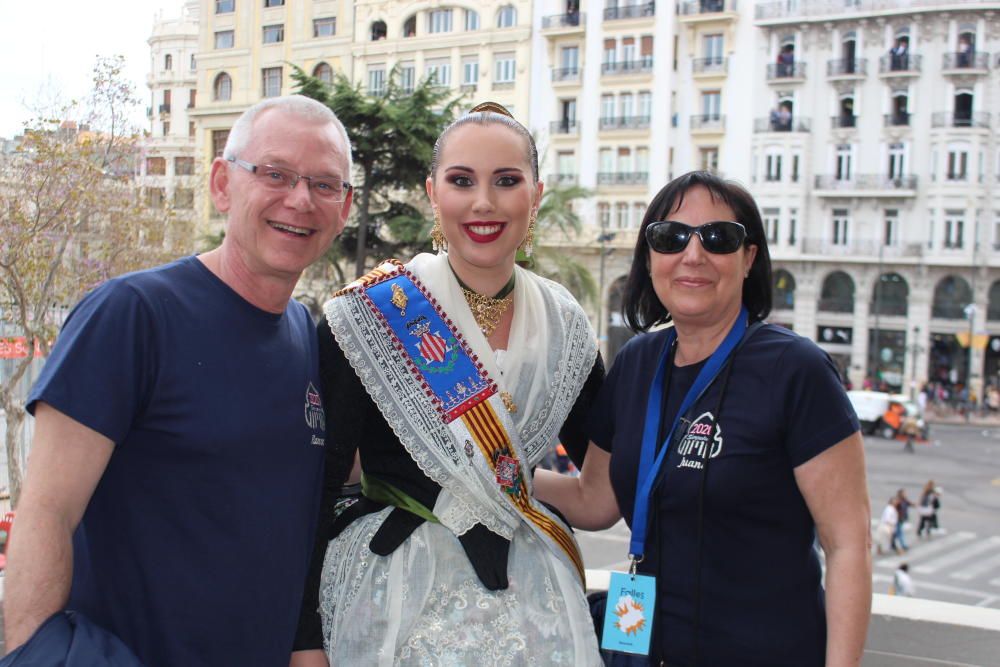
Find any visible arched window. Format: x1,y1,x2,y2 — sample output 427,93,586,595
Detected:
313,62,333,85
496,5,517,28
871,272,909,316
164,54,173,70
989,280,1000,320
954,89,974,126
213,72,232,101
932,275,973,319
371,19,387,41
403,15,416,37
819,271,855,312
773,269,796,310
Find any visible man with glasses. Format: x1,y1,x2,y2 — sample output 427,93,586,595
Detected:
5,96,353,665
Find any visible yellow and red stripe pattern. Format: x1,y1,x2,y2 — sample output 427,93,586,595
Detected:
461,400,585,584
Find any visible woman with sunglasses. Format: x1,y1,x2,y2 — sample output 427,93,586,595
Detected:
535,171,871,666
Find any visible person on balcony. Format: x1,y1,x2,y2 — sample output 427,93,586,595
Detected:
889,38,909,71
776,44,795,77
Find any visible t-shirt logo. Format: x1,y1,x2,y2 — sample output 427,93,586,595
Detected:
676,411,722,470
304,382,326,438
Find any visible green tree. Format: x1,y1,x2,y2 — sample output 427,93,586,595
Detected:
291,65,465,277
0,56,188,506
521,183,598,306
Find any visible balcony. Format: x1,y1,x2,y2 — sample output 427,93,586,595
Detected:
601,59,654,76
692,56,727,75
549,120,579,135
159,103,171,114
599,115,652,130
547,173,579,185
931,112,990,129
460,83,477,93
754,117,810,133
597,171,649,185
831,115,857,129
678,0,737,17
766,62,806,82
942,52,989,73
879,53,921,75
541,11,585,33
883,113,910,127
827,58,867,78
690,114,725,131
814,174,918,196
803,238,924,258
603,2,655,20
551,67,581,83
492,81,515,91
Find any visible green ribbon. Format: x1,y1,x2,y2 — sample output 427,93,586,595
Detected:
362,473,440,524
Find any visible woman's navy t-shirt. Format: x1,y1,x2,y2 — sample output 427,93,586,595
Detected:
589,323,859,666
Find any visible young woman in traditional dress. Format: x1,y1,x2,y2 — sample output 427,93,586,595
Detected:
291,103,607,666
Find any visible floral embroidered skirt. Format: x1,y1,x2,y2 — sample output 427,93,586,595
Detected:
319,506,602,666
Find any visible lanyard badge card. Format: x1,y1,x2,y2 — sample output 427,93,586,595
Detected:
600,307,748,657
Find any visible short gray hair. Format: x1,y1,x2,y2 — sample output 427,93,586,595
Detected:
222,95,352,174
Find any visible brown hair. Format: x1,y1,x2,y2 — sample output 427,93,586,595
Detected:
429,101,539,182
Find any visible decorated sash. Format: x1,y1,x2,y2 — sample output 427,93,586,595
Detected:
326,260,586,584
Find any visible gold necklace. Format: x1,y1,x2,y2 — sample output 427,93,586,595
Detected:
451,264,516,337
461,288,513,337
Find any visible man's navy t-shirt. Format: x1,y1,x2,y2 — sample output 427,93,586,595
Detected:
27,257,326,666
589,323,859,666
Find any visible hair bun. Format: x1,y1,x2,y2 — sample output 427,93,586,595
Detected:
469,101,514,118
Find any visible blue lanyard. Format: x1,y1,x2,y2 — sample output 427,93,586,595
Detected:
628,306,748,566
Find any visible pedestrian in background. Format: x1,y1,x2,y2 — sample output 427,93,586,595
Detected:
917,480,941,538
892,563,916,597
877,497,899,556
892,489,911,552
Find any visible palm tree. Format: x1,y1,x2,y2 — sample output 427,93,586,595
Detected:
521,183,598,306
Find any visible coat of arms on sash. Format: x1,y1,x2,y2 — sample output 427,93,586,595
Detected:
406,315,458,372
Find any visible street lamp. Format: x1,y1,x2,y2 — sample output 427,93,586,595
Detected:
595,231,616,347
908,325,925,400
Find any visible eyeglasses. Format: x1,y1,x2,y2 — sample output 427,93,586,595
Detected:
227,158,352,203
645,220,748,255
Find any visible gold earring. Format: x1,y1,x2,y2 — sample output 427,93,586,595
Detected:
431,208,447,252
520,210,537,257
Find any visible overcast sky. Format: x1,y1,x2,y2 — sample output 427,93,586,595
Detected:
1,0,183,138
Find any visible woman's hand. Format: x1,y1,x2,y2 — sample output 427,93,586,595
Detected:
533,442,620,530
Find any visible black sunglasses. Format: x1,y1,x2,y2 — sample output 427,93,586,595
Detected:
645,220,748,255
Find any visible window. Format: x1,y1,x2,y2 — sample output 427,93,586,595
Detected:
765,152,782,182
638,91,652,119
145,187,165,208
162,121,170,136
425,60,451,86
641,36,654,65
400,64,416,93
560,46,579,71
703,34,723,64
213,72,232,101
791,154,800,182
700,147,719,173
788,208,798,245
314,17,336,37
162,89,171,111
190,54,196,70
496,5,516,28
622,37,636,63
212,129,229,158
264,0,284,7
701,91,721,119
944,210,965,248
368,66,386,95
615,203,629,229
174,188,194,209
164,54,173,71
495,54,515,83
598,203,611,229
763,208,780,244
188,89,196,109
884,209,899,246
619,93,634,119
403,15,417,37
888,142,905,180
262,67,282,98
263,24,284,44
836,144,852,181
947,148,968,180
175,157,194,176
557,151,575,178
462,57,478,86
603,39,617,67
428,9,453,33
465,9,480,30
636,148,649,176
215,0,234,13
601,95,615,122
599,148,614,175
370,20,387,40
313,62,333,85
215,30,234,49
189,121,195,137
146,157,166,175
832,209,850,246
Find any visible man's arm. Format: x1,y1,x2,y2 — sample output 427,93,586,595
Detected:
3,402,114,650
